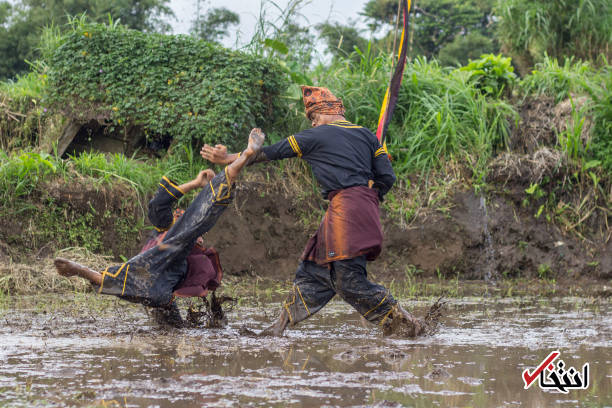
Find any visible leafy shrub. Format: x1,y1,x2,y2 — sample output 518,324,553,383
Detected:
521,56,597,103
496,0,611,66
587,70,612,172
459,54,517,98
312,53,516,173
42,20,287,152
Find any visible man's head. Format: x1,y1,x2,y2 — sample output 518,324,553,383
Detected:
301,85,345,127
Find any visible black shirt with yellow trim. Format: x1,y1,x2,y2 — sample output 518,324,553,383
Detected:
148,176,185,232
262,120,396,199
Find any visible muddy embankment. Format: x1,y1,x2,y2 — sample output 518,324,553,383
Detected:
205,180,610,282
1,166,608,288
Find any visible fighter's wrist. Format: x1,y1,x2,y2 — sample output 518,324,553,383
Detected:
224,152,239,164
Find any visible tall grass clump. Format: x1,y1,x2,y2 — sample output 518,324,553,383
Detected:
0,149,173,207
70,151,163,196
392,59,516,174
521,56,603,103
497,0,611,67
0,151,57,203
586,69,612,173
314,52,516,175
0,71,48,150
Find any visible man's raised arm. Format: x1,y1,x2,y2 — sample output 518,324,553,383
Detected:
201,129,269,166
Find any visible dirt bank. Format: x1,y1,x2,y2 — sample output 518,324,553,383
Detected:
1,168,609,286
204,180,610,281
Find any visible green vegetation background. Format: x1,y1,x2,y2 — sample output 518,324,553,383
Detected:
0,0,610,261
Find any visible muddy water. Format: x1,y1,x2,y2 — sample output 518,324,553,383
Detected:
0,296,610,407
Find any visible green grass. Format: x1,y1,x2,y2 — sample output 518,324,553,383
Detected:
520,55,603,103
0,71,46,101
305,54,517,175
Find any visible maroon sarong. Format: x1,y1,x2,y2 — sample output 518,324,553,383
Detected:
301,186,383,265
173,246,222,297
140,231,222,298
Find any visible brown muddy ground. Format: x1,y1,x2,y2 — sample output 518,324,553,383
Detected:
0,294,610,407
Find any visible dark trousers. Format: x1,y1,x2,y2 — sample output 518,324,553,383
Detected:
284,256,396,326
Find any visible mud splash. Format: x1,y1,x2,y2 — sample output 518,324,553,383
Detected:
0,295,610,407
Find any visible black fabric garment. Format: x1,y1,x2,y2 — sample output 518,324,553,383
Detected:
283,256,397,326
262,120,396,199
147,176,185,232
93,169,234,307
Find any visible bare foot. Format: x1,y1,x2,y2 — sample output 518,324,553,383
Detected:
244,128,265,157
226,128,266,183
258,309,289,337
54,258,81,277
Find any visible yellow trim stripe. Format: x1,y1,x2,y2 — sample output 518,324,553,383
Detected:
287,135,302,157
159,183,178,199
98,263,128,293
363,294,388,317
162,176,185,195
283,288,296,323
329,123,362,129
380,308,393,326
121,264,130,296
296,285,310,316
375,146,388,157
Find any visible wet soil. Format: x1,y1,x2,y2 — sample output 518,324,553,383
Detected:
0,294,609,407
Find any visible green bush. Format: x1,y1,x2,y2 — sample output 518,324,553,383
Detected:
520,56,598,103
587,70,612,172
42,20,287,152
496,0,611,66
313,53,516,173
459,54,517,98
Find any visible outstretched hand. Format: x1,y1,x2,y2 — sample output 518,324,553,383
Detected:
201,144,230,165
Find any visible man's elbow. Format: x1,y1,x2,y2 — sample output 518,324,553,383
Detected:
384,173,396,190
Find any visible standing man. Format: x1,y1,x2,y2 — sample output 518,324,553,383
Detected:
201,86,423,337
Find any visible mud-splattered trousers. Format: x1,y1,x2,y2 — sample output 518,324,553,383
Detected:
284,256,397,326
93,169,233,307
283,187,397,327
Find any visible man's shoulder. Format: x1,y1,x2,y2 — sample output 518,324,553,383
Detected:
327,121,378,142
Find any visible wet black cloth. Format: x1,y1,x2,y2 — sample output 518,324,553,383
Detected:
283,256,397,326
147,176,186,232
93,169,234,307
261,120,396,199
141,177,223,297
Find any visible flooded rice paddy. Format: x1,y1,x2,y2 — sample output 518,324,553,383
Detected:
0,294,610,407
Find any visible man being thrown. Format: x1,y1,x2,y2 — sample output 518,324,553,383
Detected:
201,86,424,337
54,130,265,322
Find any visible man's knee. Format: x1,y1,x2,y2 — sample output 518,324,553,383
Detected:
333,256,370,292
